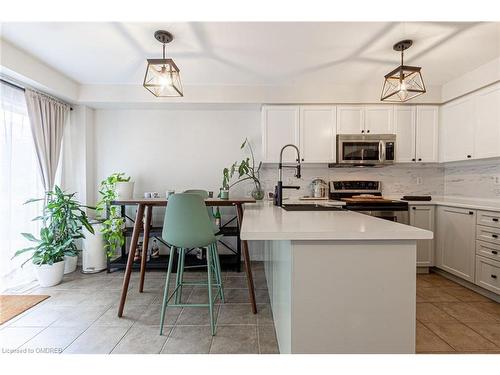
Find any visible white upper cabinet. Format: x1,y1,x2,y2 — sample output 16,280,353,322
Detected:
336,106,364,134
394,106,416,162
416,106,439,162
394,105,438,163
440,96,475,162
474,83,500,160
299,106,337,163
261,105,300,163
364,105,394,134
337,105,394,134
261,105,336,163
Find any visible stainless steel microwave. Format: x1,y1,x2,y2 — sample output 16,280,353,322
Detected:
336,134,396,166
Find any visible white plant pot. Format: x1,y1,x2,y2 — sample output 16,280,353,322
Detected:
82,223,107,273
34,260,65,287
64,255,78,274
115,181,134,200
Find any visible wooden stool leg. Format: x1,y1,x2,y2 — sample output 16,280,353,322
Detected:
235,204,257,314
139,205,152,292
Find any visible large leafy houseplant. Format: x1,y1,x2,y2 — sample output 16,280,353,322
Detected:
14,186,95,267
222,138,263,199
96,173,130,259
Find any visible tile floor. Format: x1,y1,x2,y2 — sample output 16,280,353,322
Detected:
1,266,499,354
0,262,278,354
416,272,500,353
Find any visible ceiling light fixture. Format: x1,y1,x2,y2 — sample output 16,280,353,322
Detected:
143,30,183,97
380,40,426,102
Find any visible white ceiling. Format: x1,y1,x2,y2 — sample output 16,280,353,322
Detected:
1,22,499,87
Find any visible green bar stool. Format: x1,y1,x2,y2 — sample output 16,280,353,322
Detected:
159,193,224,336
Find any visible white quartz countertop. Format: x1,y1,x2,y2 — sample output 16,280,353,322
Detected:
241,202,433,241
386,196,500,213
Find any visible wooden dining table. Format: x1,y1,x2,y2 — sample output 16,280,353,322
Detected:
112,197,257,317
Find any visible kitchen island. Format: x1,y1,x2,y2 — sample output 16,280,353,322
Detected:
240,202,433,354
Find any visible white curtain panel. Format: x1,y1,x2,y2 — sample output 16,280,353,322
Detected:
0,82,45,291
24,89,70,192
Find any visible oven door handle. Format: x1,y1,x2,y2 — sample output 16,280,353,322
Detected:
378,141,384,163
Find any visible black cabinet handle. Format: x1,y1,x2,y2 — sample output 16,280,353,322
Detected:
469,211,474,215
412,207,416,210
367,130,370,133
361,130,365,133
412,158,416,161
493,218,499,222
301,158,304,161
492,250,498,255
492,234,498,239
491,274,497,279
418,158,422,161
467,155,472,158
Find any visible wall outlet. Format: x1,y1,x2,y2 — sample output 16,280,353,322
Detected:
416,177,423,185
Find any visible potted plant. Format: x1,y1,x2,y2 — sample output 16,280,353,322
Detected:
13,186,95,286
221,138,264,200
95,173,130,259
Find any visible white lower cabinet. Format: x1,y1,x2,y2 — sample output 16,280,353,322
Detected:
409,205,435,267
436,206,476,282
475,256,500,294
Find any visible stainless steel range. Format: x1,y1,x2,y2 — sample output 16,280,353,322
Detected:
329,180,409,224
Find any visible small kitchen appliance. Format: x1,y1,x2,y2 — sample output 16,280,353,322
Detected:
311,178,328,198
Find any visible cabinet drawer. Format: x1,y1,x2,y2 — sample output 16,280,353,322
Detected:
476,225,500,245
475,256,500,295
477,210,500,229
476,240,500,262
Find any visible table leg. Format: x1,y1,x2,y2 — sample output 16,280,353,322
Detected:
118,204,145,317
139,205,152,293
235,204,257,314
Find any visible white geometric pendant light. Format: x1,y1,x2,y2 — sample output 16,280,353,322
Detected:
143,30,183,97
381,40,426,102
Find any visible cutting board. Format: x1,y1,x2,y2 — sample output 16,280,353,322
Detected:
299,196,329,200
341,197,394,203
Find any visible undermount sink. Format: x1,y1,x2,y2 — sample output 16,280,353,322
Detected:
281,204,344,212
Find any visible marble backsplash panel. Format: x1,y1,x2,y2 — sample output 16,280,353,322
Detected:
259,163,445,199
444,158,500,199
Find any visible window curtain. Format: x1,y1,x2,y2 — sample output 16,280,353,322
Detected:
24,89,70,193
0,82,45,291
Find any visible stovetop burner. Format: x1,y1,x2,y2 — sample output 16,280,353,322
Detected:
329,180,408,211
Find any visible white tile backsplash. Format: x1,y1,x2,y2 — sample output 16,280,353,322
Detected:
259,163,445,199
444,158,500,199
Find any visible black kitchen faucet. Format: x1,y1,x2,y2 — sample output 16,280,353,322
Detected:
274,144,302,206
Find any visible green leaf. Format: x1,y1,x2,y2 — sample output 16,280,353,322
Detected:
24,198,44,204
21,232,38,242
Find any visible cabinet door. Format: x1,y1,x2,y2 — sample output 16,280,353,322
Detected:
436,206,476,282
474,83,500,160
394,106,416,162
416,106,439,162
440,97,475,162
364,105,394,134
409,205,435,267
262,105,300,162
299,105,336,163
336,106,364,134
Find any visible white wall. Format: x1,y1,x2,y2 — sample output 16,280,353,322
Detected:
93,107,263,259
0,38,79,102
93,108,261,198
